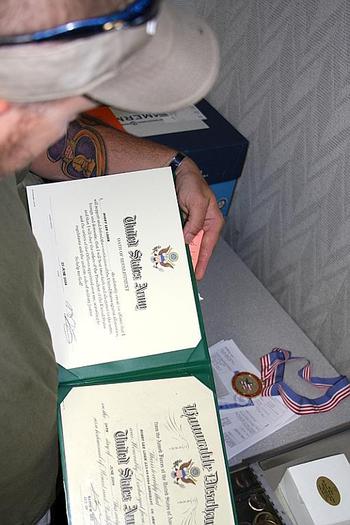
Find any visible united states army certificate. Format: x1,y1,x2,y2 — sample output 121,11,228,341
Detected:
59,376,236,524
27,168,201,369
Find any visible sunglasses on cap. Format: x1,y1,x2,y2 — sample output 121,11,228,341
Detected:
0,0,161,46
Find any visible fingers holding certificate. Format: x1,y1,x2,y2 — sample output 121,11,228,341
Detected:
175,157,225,281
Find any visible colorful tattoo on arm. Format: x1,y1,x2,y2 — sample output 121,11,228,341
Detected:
47,115,107,178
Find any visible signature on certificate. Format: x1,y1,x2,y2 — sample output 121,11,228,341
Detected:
63,300,76,344
89,482,102,524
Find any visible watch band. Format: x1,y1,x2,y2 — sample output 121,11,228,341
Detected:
168,152,186,173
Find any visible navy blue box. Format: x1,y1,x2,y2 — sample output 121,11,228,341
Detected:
139,100,248,215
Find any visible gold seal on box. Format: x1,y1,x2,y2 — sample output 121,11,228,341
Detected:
231,371,262,398
316,476,341,506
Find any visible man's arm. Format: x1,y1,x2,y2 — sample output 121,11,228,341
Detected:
30,114,224,279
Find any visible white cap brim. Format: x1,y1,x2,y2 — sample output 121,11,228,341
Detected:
0,1,219,112
88,2,220,112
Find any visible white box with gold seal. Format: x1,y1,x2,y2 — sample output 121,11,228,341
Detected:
276,454,350,525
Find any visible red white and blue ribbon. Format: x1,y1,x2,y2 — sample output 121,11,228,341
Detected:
260,348,350,415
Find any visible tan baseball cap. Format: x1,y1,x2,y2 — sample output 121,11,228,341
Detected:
0,1,219,112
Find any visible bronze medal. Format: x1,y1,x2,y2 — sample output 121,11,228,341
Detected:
232,371,262,398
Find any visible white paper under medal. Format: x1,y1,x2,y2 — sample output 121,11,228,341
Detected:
27,168,201,369
60,376,236,524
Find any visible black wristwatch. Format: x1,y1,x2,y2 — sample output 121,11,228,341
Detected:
168,152,187,173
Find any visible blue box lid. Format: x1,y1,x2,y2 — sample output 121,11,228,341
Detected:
146,100,249,184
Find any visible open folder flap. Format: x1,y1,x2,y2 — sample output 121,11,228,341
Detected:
58,369,238,524
58,338,209,386
57,259,210,386
57,255,209,386
27,167,208,384
58,362,214,403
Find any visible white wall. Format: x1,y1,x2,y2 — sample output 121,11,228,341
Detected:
175,0,350,376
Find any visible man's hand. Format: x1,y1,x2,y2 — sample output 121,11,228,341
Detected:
175,157,224,280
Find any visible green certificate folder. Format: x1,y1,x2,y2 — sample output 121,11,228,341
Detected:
27,168,210,385
28,167,238,522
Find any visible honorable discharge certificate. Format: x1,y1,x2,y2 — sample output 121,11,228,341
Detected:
60,376,236,524
27,168,201,370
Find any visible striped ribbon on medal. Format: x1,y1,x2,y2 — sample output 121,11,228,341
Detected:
260,348,350,415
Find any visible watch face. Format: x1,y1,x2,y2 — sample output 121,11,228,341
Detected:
231,371,262,398
217,197,228,209
169,152,186,172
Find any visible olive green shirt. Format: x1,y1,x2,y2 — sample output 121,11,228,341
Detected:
0,174,58,525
